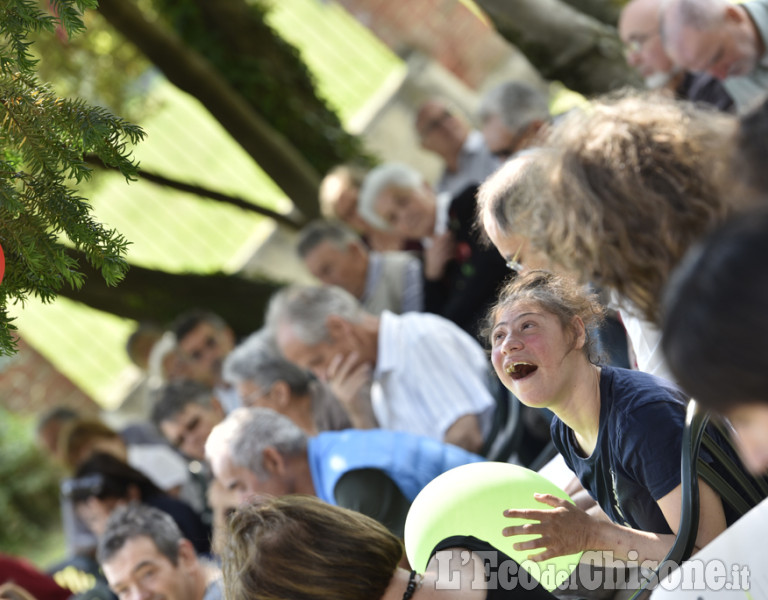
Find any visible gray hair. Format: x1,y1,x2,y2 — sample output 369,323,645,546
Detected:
223,330,312,398
476,149,546,235
205,407,308,478
97,504,182,566
296,219,363,259
357,162,424,230
662,0,725,43
478,81,550,134
265,284,365,346
151,379,215,427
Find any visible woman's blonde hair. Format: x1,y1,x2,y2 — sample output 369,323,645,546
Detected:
528,91,736,325
223,495,403,600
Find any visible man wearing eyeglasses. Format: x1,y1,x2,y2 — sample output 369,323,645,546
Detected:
620,0,734,112
414,99,498,198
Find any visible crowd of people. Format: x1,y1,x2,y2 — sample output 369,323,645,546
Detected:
6,0,768,599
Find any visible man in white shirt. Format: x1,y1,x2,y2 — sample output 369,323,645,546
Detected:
265,284,496,454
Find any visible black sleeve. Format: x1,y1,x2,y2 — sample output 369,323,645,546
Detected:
425,186,509,336
333,468,411,538
430,535,557,600
680,72,735,113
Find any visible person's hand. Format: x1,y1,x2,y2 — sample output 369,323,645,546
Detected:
501,493,595,561
423,231,455,280
326,351,376,428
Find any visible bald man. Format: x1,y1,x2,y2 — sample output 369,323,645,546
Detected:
661,0,768,111
619,0,733,110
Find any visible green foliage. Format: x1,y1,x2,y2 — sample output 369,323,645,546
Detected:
32,11,153,121
0,0,144,355
0,407,63,554
152,0,373,174
0,0,97,72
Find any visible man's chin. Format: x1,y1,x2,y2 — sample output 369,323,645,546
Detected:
644,71,675,89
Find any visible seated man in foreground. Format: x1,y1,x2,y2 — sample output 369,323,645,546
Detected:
265,284,496,453
205,407,484,537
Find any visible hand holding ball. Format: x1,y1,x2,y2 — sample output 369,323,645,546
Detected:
404,462,582,591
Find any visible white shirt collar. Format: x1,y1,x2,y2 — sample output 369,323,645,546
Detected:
421,191,453,246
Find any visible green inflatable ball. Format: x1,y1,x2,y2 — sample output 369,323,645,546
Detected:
404,461,582,592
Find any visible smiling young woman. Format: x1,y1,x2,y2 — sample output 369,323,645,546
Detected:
483,270,751,567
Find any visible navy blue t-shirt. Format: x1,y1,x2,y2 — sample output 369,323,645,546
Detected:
552,366,690,533
551,366,748,534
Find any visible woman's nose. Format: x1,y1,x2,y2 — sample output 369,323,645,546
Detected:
500,334,522,354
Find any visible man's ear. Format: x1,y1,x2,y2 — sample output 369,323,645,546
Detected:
221,327,236,351
210,396,225,421
270,380,292,409
724,4,744,24
261,446,286,477
325,314,350,342
348,240,366,259
176,538,197,570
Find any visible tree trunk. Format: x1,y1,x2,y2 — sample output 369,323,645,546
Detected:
153,0,371,176
58,251,280,337
97,0,323,221
476,0,641,96
558,0,626,26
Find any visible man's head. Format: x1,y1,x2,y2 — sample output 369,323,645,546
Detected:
36,406,79,461
661,0,762,80
478,81,550,158
125,322,164,372
223,332,313,412
265,285,374,380
297,220,370,298
358,163,436,240
151,380,224,461
318,164,370,232
98,505,205,600
415,99,470,162
619,0,677,88
171,310,235,388
205,407,309,504
60,419,128,471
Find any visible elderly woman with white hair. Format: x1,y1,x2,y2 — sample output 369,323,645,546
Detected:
357,162,507,336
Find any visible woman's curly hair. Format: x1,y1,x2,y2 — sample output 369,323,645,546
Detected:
527,91,736,325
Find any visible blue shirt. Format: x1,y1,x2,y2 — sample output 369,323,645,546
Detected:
552,366,690,533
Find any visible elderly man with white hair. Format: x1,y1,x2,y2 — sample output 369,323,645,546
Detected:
264,284,502,455
618,0,733,111
205,406,484,537
661,0,768,111
358,162,507,336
